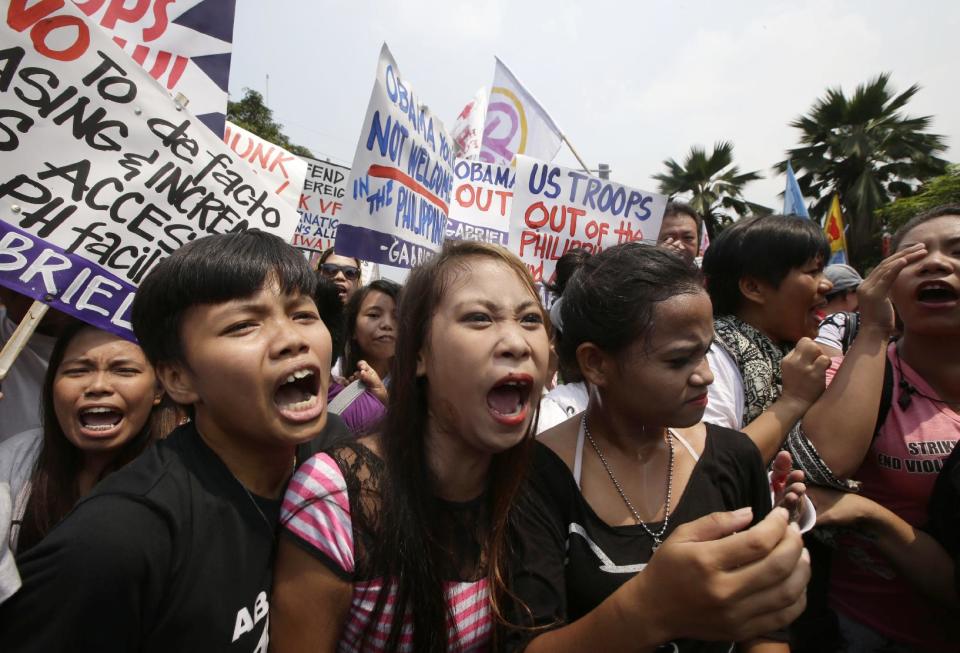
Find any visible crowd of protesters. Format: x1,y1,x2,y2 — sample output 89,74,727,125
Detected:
0,202,957,652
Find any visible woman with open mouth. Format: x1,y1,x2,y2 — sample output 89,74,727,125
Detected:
326,279,400,437
506,243,808,653
800,205,960,652
700,213,836,468
317,249,363,306
0,323,174,560
271,240,551,651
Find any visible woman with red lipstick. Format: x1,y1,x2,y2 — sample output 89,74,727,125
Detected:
0,323,171,556
800,205,960,652
326,279,400,436
271,240,552,651
508,243,807,653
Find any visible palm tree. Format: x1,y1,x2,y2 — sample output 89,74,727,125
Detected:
776,74,948,267
653,141,763,238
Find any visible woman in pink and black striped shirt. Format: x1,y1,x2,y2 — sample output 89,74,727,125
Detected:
270,240,552,652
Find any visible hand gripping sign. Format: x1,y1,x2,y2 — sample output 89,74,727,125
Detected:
335,44,455,269
508,155,668,283
0,0,300,346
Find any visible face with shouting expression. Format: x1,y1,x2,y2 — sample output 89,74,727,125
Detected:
417,256,550,459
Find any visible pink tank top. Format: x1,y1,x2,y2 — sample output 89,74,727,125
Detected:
828,344,959,651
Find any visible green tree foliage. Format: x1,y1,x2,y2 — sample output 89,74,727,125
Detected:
653,141,762,238
226,88,313,158
876,164,960,233
776,74,948,267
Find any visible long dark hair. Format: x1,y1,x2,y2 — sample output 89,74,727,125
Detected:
368,240,546,652
17,324,167,553
342,279,401,377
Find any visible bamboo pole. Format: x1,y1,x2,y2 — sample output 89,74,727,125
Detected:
0,300,48,382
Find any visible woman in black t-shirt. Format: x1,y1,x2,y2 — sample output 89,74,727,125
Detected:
509,243,805,652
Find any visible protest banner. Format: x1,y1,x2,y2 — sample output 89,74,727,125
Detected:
509,155,667,283
480,58,562,167
451,87,486,159
335,43,455,269
446,159,513,246
74,0,237,135
0,1,300,339
223,121,307,209
292,157,349,256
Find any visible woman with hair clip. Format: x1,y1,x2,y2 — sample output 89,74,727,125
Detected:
800,205,960,652
327,279,400,436
271,240,551,651
508,243,808,653
0,323,172,559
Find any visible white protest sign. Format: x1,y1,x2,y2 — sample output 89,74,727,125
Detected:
0,1,300,339
447,159,513,246
292,157,349,255
223,121,307,209
335,43,454,269
509,155,667,283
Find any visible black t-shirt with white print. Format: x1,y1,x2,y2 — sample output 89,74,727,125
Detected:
506,424,778,652
0,422,279,652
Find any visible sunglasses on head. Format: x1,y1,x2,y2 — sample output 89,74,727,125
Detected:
320,263,361,281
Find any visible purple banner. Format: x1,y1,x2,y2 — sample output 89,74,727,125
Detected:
334,223,435,269
0,220,137,341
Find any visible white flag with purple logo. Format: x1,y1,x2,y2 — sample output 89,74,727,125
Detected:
480,58,562,167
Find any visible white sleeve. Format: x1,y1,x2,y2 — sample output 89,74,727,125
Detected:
703,347,744,430
536,396,571,435
815,313,846,351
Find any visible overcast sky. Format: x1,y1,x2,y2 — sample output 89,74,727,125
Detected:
229,0,958,211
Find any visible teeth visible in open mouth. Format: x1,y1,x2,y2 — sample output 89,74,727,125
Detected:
275,368,319,412
487,379,531,417
280,394,319,411
79,407,122,430
283,369,314,384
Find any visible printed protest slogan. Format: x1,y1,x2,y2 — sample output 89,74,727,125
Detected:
509,155,667,283
446,159,513,246
0,1,300,338
293,157,349,256
223,121,307,209
74,0,237,135
335,44,454,269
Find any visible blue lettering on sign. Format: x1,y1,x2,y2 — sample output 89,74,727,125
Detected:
528,163,561,199
365,111,409,164
563,170,655,221
454,161,515,190
381,64,438,154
